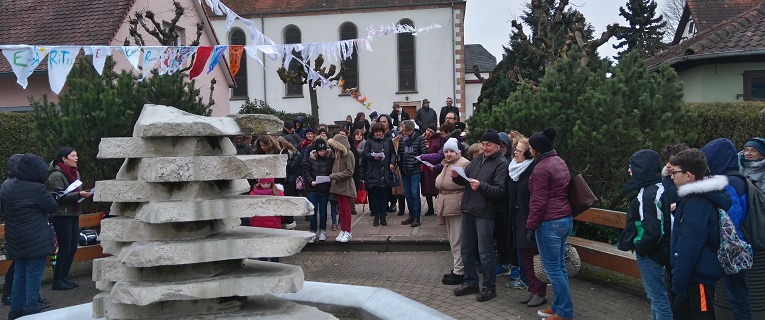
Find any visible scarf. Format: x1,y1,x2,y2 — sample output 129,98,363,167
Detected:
57,161,81,212
508,158,533,182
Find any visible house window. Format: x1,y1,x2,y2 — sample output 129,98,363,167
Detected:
743,71,765,101
340,22,359,93
284,25,303,97
163,22,185,46
397,19,416,92
230,29,248,98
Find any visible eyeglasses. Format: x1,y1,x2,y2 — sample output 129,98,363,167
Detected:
670,169,687,176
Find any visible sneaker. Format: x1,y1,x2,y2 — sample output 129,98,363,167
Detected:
475,289,496,302
506,279,528,290
319,230,327,241
339,232,352,243
441,272,464,285
452,284,479,296
336,231,346,242
308,233,317,243
508,265,521,280
495,264,510,275
410,220,420,227
285,221,297,230
38,297,51,310
331,224,338,231
538,307,555,318
387,204,397,212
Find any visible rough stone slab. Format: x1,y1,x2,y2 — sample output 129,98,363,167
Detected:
94,179,250,202
107,260,304,306
93,257,244,282
94,294,246,319
132,105,283,137
98,137,236,159
106,227,314,267
135,155,286,182
96,280,115,292
109,195,313,223
100,217,240,242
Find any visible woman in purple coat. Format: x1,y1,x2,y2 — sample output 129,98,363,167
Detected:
420,124,442,216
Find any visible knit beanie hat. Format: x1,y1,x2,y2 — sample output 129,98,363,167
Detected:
529,127,557,154
314,138,328,150
283,121,294,129
443,138,460,153
480,129,502,146
258,177,275,184
369,110,379,121
745,138,765,155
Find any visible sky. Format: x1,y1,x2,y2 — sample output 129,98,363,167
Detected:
464,0,670,62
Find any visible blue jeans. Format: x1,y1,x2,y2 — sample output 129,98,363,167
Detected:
401,173,421,220
460,213,496,290
330,200,338,224
10,256,46,315
636,254,672,320
723,271,751,320
535,216,574,318
308,193,329,232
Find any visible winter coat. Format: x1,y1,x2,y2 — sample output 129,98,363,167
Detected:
439,105,460,125
47,160,84,217
396,131,426,176
701,138,748,237
1,154,58,259
303,147,334,195
435,156,470,217
739,140,765,189
527,150,571,231
509,160,538,249
361,134,396,188
414,107,437,130
281,148,302,196
328,135,357,198
671,175,729,297
249,186,284,229
353,139,365,184
661,167,680,208
452,151,508,219
617,150,671,266
390,109,411,128
293,116,307,139
421,133,444,196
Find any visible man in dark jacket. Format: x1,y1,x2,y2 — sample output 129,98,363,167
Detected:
439,97,460,125
390,103,410,129
618,149,672,320
669,149,729,319
397,120,427,227
700,138,752,320
1,154,58,319
415,99,438,130
293,116,307,139
450,129,508,302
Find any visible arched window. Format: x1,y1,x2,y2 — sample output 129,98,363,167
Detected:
230,29,248,98
397,19,416,92
339,22,359,92
284,25,303,96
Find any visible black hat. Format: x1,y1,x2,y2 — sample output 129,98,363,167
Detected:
283,121,294,129
529,127,557,154
305,127,314,134
314,138,327,150
422,99,430,104
480,129,502,146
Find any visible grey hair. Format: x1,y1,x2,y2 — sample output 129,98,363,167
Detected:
402,120,415,131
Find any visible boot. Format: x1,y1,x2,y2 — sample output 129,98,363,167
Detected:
2,284,10,305
380,215,388,226
64,278,79,288
373,215,380,226
52,279,75,290
8,310,24,320
401,217,413,225
351,205,357,215
425,207,435,216
411,219,421,227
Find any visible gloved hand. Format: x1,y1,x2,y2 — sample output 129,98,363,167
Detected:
525,230,535,241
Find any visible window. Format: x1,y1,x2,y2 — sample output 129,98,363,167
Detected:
397,19,416,92
340,22,359,92
163,22,185,46
744,71,765,101
230,29,248,98
284,25,303,96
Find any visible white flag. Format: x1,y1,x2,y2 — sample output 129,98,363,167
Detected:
122,46,141,70
141,48,162,79
244,45,263,67
87,46,112,75
2,46,50,89
48,46,80,94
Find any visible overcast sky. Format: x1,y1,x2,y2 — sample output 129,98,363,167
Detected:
464,0,670,62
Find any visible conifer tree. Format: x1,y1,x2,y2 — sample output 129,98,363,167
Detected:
613,0,668,60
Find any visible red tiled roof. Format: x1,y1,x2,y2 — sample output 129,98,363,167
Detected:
646,2,765,69
0,0,134,73
215,0,462,16
687,0,763,32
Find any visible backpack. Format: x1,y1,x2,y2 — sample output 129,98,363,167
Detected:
710,208,754,274
729,172,765,251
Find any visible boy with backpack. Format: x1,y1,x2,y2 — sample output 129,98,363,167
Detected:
669,149,729,319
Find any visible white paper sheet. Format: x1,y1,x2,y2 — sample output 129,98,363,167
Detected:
452,166,469,181
415,156,434,168
371,152,385,159
64,180,82,194
316,176,331,184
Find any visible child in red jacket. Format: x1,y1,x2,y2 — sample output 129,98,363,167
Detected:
248,178,283,262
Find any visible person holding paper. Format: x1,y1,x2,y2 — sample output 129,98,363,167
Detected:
397,120,427,227
361,122,396,226
328,134,357,242
450,129,508,302
303,139,334,243
46,147,92,291
436,138,470,286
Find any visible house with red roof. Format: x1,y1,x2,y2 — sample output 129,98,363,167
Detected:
646,1,765,102
0,0,234,115
208,0,470,124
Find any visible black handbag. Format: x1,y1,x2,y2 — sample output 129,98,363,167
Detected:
79,229,99,246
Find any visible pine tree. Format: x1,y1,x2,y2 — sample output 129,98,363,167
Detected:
613,0,668,60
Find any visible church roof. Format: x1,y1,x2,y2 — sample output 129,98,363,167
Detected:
465,44,496,73
217,0,463,16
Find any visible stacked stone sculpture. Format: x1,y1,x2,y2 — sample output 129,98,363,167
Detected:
90,105,333,319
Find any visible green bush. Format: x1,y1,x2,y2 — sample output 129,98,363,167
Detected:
0,113,46,182
238,99,317,129
676,102,765,148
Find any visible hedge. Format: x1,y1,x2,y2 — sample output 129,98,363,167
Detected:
0,112,46,182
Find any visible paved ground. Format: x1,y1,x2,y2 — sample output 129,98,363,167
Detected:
0,202,652,319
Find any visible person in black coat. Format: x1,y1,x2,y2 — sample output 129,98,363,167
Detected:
1,154,58,319
362,122,396,225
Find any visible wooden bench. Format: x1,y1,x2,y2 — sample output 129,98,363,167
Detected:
0,213,110,275
568,208,640,278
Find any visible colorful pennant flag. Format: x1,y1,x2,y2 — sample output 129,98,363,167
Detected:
229,45,244,77
190,46,213,79
207,45,228,75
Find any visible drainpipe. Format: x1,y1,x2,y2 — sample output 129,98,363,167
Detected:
451,2,457,114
